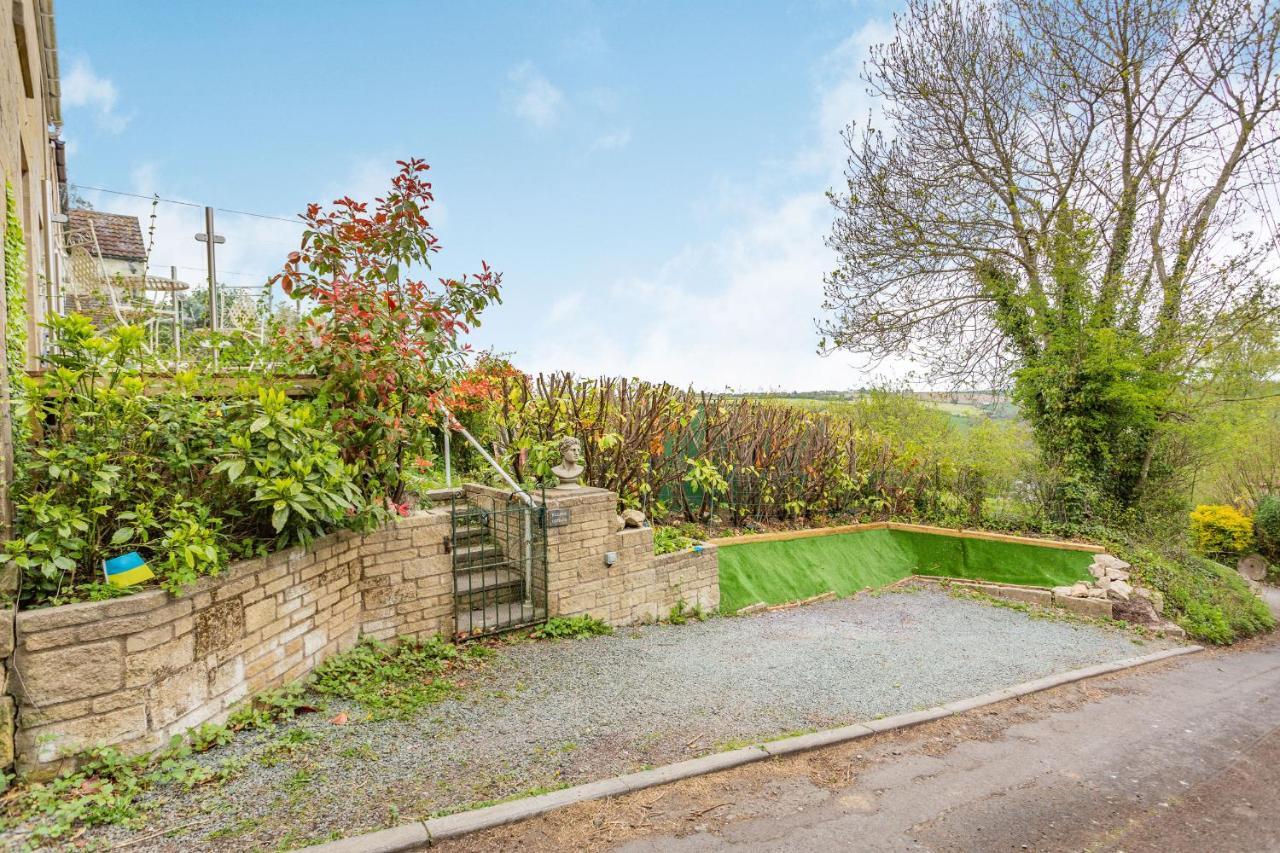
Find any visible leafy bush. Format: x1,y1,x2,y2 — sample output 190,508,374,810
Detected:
1188,504,1254,557
275,159,501,510
529,614,613,640
1254,494,1280,561
1,314,373,606
653,526,696,555
462,375,1029,529
1106,537,1274,644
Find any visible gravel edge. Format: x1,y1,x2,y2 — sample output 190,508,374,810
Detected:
302,644,1203,853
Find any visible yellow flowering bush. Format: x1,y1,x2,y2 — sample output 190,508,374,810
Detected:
1188,504,1254,557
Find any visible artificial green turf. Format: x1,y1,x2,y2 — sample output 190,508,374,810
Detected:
717,528,1095,613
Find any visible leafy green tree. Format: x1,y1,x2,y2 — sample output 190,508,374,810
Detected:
821,0,1280,518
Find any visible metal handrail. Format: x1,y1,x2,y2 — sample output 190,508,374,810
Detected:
440,402,536,604
439,402,534,508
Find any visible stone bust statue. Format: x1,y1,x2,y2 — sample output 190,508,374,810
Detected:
550,436,584,489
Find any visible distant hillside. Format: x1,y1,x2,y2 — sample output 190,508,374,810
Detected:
733,389,1021,427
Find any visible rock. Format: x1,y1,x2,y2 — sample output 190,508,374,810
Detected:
1086,587,1108,599
1238,553,1268,582
621,509,646,528
1055,595,1113,619
1094,577,1112,593
1089,564,1107,580
1107,579,1133,601
1093,554,1131,572
1070,582,1090,597
615,514,627,532
1104,568,1131,582
1134,586,1164,615
1112,594,1162,627
1052,586,1075,598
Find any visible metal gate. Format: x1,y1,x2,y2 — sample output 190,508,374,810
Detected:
450,497,548,638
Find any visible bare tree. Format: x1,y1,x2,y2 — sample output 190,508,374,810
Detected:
822,0,1280,508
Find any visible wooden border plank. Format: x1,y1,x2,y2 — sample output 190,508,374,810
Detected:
708,521,1103,553
708,521,887,546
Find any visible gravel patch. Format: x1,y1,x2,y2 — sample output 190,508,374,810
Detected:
88,589,1170,850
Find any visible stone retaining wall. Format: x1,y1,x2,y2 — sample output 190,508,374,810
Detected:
10,509,453,773
5,487,721,774
465,484,719,624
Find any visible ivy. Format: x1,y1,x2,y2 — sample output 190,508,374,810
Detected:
3,182,24,375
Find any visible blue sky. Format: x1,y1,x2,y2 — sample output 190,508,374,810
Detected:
58,1,898,390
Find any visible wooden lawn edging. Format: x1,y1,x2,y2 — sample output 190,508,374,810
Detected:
707,521,1105,553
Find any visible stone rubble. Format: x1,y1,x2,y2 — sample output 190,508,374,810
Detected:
1052,552,1180,636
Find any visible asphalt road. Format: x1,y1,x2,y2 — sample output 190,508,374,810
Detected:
450,635,1280,852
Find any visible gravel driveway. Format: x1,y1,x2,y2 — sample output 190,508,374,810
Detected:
94,588,1171,851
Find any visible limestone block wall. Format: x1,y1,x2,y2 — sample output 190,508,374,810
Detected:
464,484,720,625
9,509,453,773
4,485,721,774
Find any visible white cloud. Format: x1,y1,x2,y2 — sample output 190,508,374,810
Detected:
62,57,130,133
794,19,892,182
591,128,631,151
507,63,566,130
562,26,608,58
503,17,901,392
516,193,866,390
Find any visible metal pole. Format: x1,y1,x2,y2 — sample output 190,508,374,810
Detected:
204,206,217,331
443,418,452,488
523,506,533,606
171,266,181,359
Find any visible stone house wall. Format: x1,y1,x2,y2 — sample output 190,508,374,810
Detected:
4,488,720,774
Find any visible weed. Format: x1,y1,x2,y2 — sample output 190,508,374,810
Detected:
529,614,613,640
0,737,241,844
666,598,708,625
429,782,573,818
189,721,235,753
339,744,379,762
206,816,264,841
258,728,318,768
311,635,483,719
228,683,315,731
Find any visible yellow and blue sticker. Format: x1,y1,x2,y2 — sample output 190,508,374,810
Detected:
103,551,155,588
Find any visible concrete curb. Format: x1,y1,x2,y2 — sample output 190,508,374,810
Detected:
301,644,1203,852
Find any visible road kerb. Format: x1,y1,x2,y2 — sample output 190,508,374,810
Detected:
301,644,1203,851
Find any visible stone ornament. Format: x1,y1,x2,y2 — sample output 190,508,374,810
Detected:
551,436,584,489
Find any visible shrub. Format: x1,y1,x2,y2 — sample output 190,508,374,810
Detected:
1106,537,1274,644
471,375,1018,528
275,159,501,510
1188,504,1254,557
1,314,372,606
1254,494,1280,561
653,526,696,555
